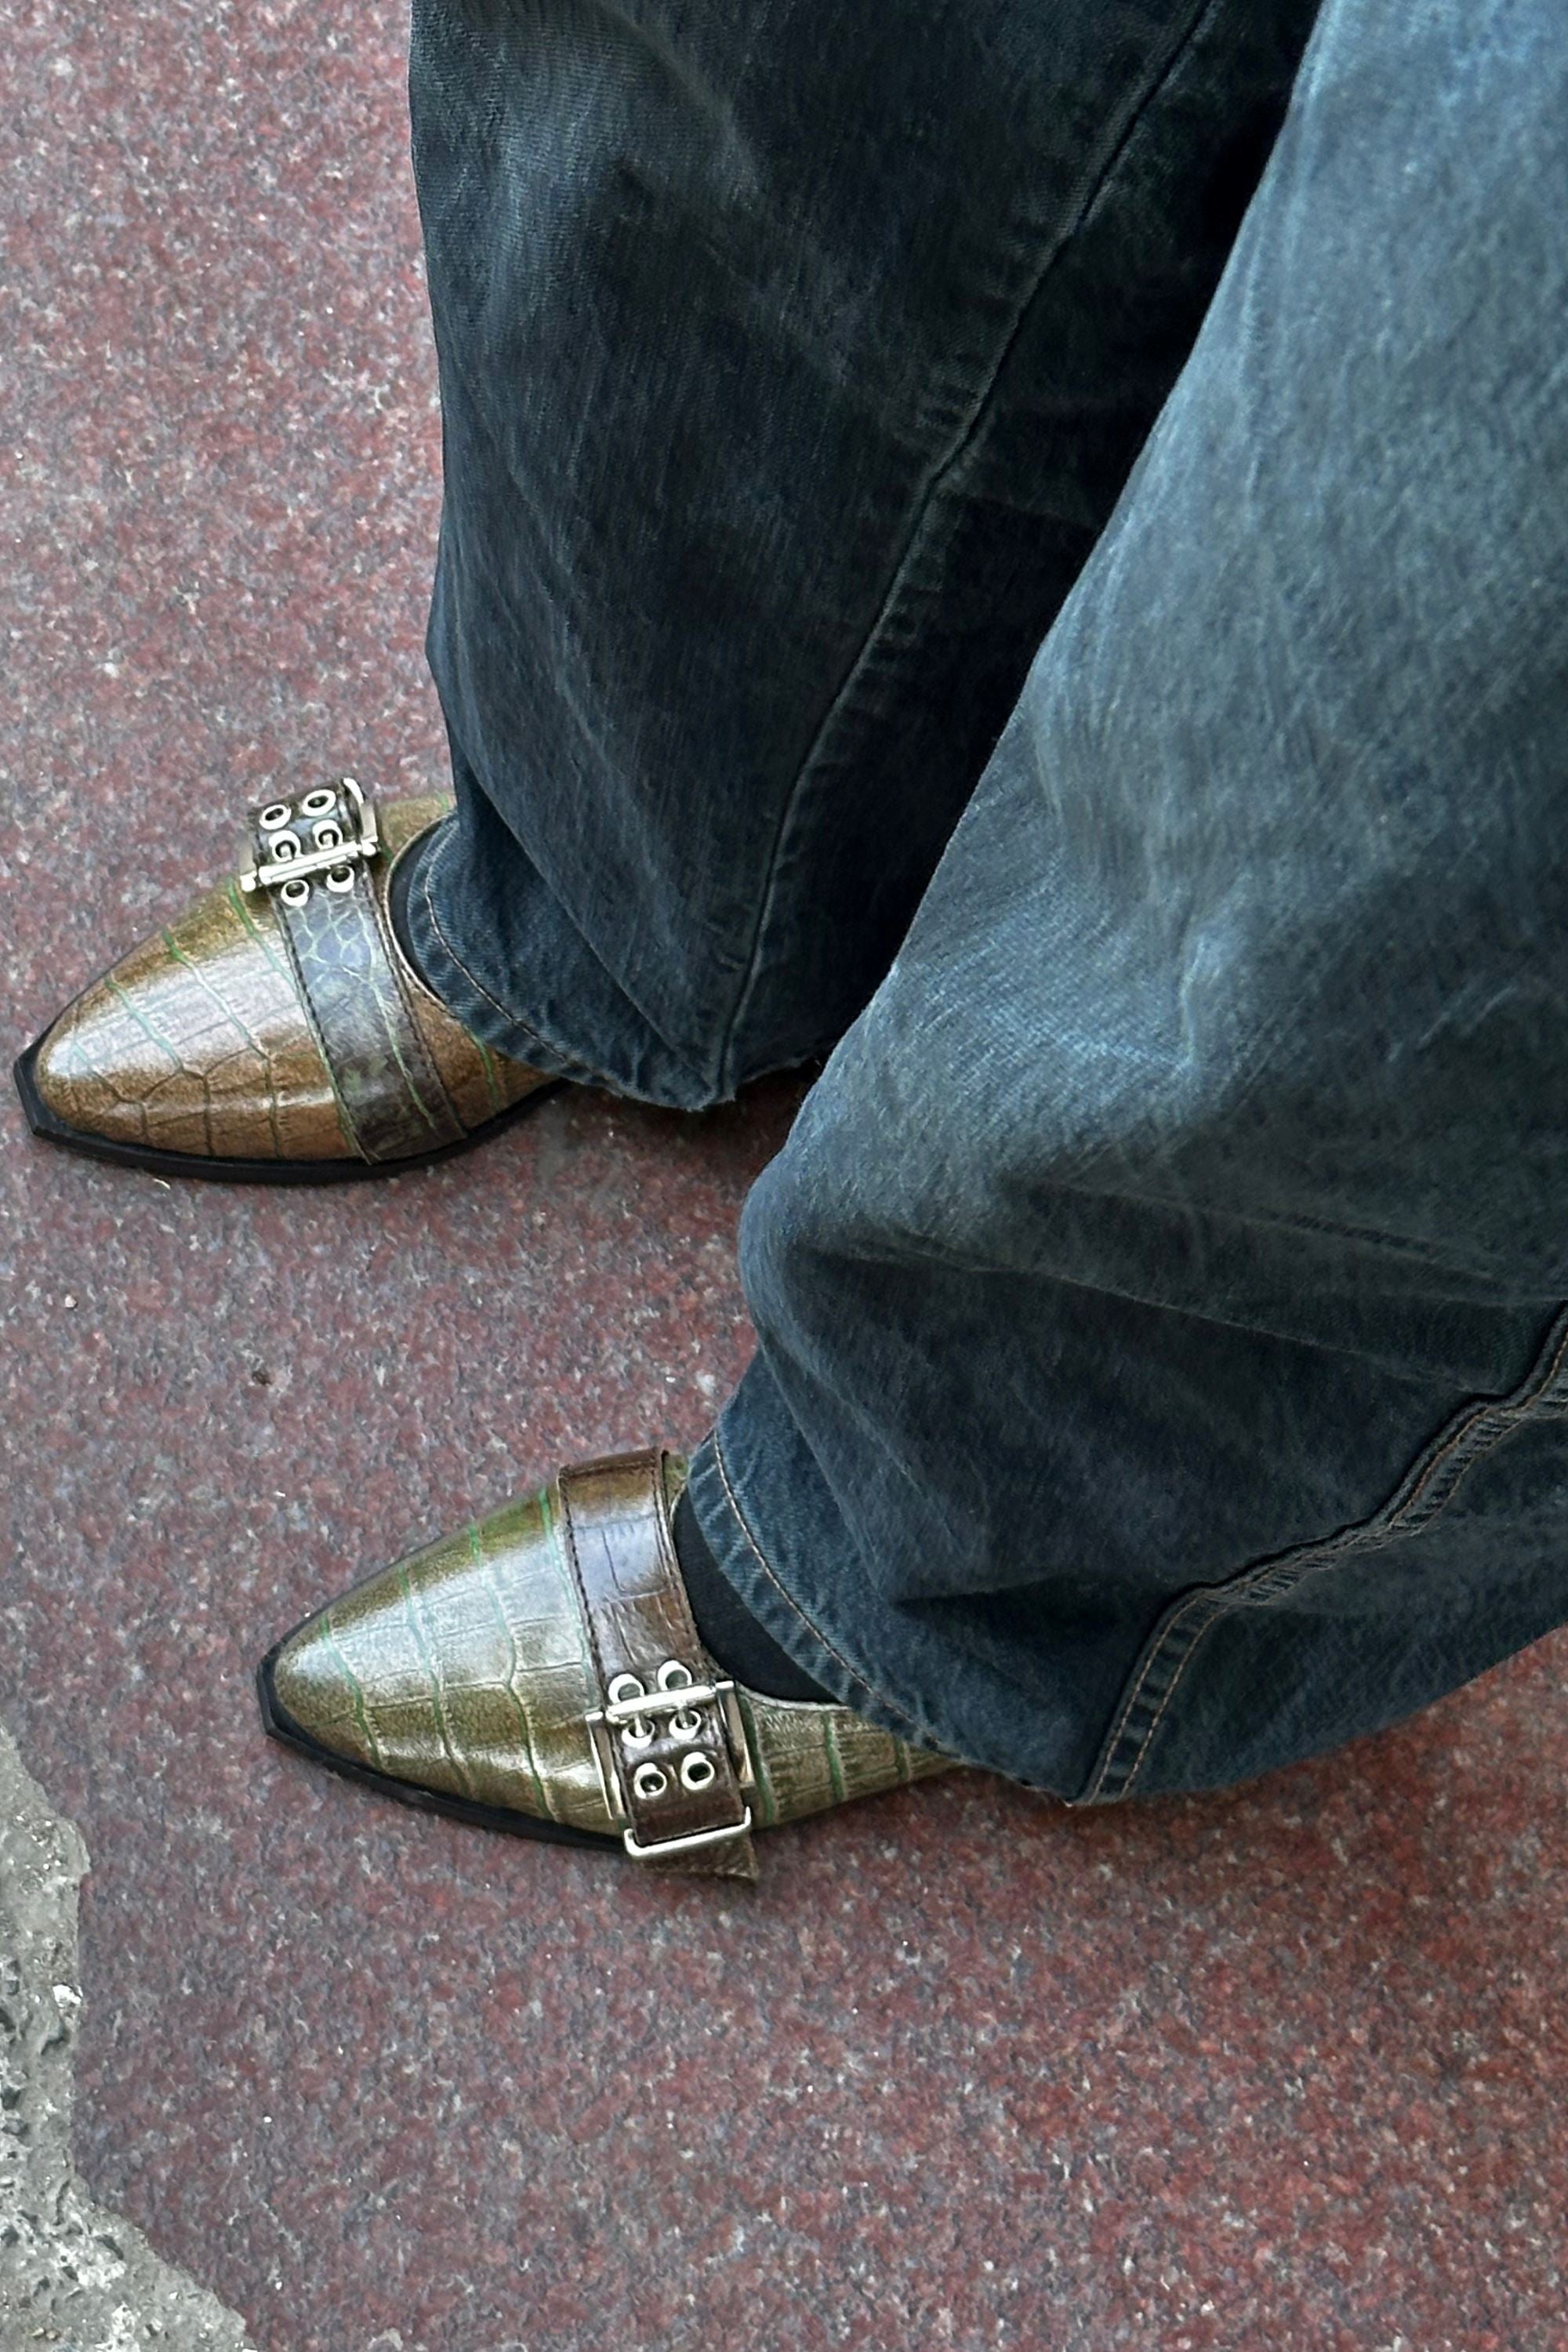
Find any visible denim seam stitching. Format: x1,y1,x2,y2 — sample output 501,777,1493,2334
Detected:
707,0,1217,1095
710,1427,880,1700
1084,1301,1568,1803
1113,1308,1568,1793
384,824,470,1015
417,825,625,1094
365,851,465,1149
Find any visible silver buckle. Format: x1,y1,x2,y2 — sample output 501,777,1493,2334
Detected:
586,1658,755,1861
240,776,379,910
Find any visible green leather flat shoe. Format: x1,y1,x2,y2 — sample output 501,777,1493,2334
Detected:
260,1449,954,1880
16,779,554,1183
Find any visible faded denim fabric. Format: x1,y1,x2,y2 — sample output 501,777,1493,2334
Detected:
415,0,1568,1798
406,0,1320,1100
688,0,1568,1798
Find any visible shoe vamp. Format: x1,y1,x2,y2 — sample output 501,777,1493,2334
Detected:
36,876,347,1160
276,1486,612,1835
740,1690,953,1828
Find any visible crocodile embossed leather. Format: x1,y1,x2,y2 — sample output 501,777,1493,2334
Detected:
262,1450,954,1878
22,789,550,1177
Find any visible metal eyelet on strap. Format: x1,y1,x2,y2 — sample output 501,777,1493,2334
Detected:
604,1671,652,1749
241,776,379,907
585,1653,757,1860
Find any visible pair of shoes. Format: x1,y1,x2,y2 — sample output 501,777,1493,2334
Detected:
18,782,955,1874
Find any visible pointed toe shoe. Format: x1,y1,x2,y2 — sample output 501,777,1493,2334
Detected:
260,1449,955,1881
16,779,553,1181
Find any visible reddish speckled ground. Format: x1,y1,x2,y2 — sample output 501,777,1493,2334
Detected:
3,6,1567,2349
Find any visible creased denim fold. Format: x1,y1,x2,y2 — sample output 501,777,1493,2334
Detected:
415,0,1568,1796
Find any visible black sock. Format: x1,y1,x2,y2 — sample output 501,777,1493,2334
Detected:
673,1486,832,1703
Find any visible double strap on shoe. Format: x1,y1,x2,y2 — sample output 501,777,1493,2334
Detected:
240,777,466,1163
558,1453,760,1880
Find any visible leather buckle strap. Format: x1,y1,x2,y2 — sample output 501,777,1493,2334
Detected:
238,779,465,1163
586,1661,756,1862
557,1453,760,1878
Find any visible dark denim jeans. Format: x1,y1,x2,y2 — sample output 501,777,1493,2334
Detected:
408,0,1568,1800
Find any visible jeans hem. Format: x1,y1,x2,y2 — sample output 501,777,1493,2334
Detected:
684,1425,942,1758
410,816,844,1110
407,818,708,1104
683,1381,1051,1780
1082,1297,1568,1803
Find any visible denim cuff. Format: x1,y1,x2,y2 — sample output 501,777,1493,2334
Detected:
684,1361,1036,1784
401,819,627,1093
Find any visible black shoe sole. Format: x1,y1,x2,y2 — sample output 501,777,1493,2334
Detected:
256,1641,622,1857
13,1034,564,1185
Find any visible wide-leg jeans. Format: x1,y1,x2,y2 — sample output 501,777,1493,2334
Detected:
405,0,1568,1801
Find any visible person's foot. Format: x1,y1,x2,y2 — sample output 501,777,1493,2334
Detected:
15,779,554,1181
258,1448,955,1879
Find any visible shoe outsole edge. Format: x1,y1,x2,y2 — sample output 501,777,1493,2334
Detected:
14,1034,563,1185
